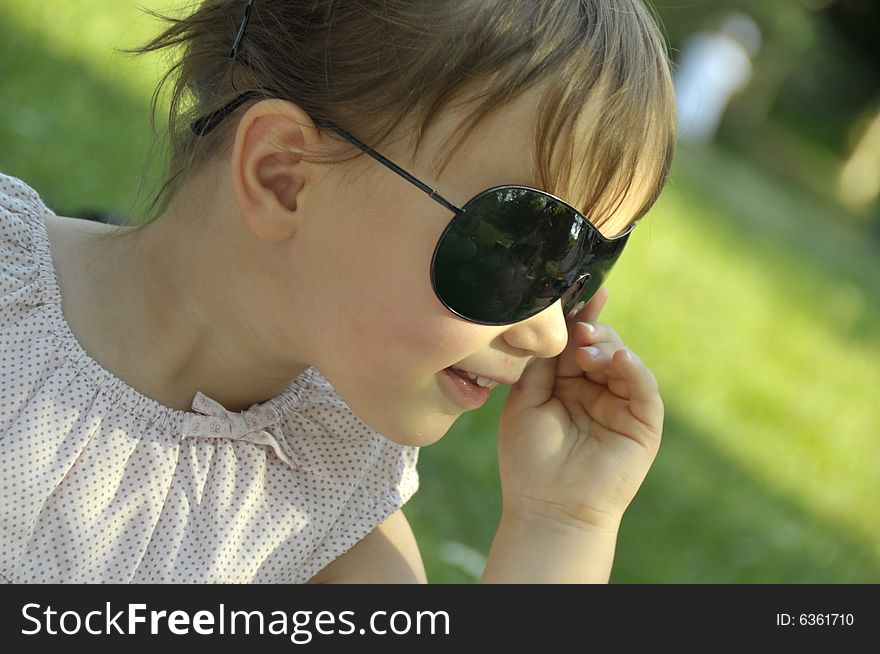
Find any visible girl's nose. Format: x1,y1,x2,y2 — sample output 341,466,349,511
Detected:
500,299,569,360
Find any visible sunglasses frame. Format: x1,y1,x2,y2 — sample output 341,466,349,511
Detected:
430,185,635,325
191,90,636,325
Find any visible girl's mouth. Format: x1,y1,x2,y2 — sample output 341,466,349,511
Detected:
447,366,499,389
441,367,492,409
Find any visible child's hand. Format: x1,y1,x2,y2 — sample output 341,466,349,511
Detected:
497,285,664,534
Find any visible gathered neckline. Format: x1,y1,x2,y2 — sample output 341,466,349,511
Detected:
27,204,317,437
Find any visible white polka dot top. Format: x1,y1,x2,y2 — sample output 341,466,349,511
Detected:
0,172,420,583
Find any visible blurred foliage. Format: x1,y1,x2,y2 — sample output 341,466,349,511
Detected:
656,0,880,230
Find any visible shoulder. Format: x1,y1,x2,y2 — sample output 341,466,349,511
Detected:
306,507,427,584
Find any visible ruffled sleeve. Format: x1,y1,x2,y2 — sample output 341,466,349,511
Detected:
0,172,44,322
0,172,61,439
296,439,420,583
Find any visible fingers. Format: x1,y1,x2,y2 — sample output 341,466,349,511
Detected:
574,341,622,387
573,321,625,378
562,300,664,441
576,341,617,368
572,320,624,349
556,286,609,380
609,349,664,438
579,346,663,437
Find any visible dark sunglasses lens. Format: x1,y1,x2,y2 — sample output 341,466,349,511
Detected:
432,187,630,324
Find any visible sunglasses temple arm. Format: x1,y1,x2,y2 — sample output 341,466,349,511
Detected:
189,89,464,216
322,123,464,216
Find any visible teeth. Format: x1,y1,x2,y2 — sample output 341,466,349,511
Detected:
456,368,498,389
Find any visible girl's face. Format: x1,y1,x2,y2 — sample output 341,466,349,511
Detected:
272,88,575,447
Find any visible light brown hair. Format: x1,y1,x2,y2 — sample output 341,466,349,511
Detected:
124,0,676,236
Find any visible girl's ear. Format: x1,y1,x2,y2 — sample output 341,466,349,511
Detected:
229,99,326,242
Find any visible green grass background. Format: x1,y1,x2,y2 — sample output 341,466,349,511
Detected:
1,1,877,583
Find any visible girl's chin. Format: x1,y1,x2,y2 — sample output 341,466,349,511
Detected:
348,375,462,447
375,411,458,448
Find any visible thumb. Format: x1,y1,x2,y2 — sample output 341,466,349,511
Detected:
502,353,558,414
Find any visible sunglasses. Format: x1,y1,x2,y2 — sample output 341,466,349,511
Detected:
192,90,635,326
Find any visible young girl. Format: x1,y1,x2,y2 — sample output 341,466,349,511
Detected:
0,0,674,583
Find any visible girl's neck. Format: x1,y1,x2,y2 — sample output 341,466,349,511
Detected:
47,171,310,413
